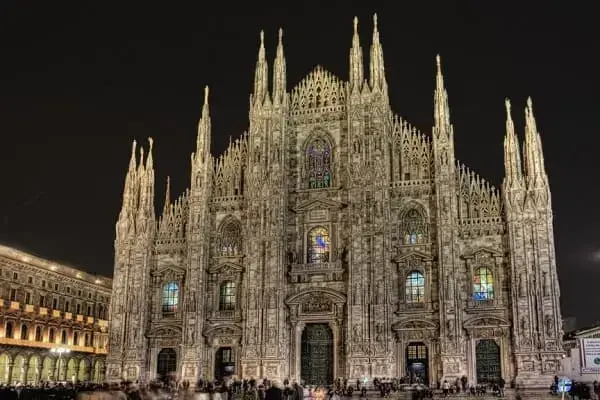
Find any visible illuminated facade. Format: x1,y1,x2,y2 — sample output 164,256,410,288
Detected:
106,15,564,388
0,245,111,384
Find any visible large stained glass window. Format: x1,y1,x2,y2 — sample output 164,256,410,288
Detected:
405,271,425,303
400,209,427,245
219,281,236,311
218,219,242,256
306,138,332,189
162,282,179,314
473,267,494,301
307,226,330,264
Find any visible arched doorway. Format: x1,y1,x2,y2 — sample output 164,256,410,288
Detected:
157,348,177,379
475,339,501,384
214,347,235,380
301,323,333,386
405,342,428,384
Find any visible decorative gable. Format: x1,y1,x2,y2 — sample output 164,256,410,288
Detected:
208,262,244,275
293,197,344,213
290,66,346,115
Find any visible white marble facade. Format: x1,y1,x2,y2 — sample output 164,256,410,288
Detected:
106,15,564,388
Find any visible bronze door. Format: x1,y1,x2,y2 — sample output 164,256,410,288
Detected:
215,347,235,380
405,342,429,384
301,323,333,385
476,339,501,384
157,348,177,379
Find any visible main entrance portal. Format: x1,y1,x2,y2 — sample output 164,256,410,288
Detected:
301,323,333,386
475,339,501,384
215,347,235,380
157,348,177,379
405,342,429,384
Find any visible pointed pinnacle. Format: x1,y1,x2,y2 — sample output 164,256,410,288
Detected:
436,54,441,69
148,136,154,151
260,30,265,46
505,98,511,114
527,96,533,110
373,13,378,30
204,85,210,105
353,16,358,33
278,27,283,43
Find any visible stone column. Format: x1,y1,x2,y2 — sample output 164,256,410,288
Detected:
7,362,14,385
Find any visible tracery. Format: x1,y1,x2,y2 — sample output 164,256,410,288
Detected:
307,226,330,264
473,267,494,300
218,218,242,256
306,138,332,189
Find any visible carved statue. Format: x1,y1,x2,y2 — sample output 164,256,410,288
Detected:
269,292,277,308
353,283,361,305
353,324,362,342
187,325,195,344
543,272,551,297
247,326,257,344
446,274,454,300
268,327,277,343
519,273,527,297
521,317,529,334
375,323,384,342
447,319,455,338
545,316,554,336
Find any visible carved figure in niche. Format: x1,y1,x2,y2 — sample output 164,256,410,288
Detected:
530,273,537,296
521,317,529,335
353,139,361,154
353,283,361,305
248,289,256,309
247,326,257,344
519,273,527,297
543,272,551,297
447,319,455,338
353,324,362,342
375,323,384,342
187,325,195,344
446,274,454,300
545,316,554,336
186,290,196,312
441,150,448,166
268,327,277,343
269,292,277,309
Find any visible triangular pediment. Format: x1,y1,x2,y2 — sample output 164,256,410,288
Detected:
293,197,344,213
393,250,433,263
463,316,509,328
391,319,438,331
153,263,185,278
208,261,244,274
290,65,346,112
463,246,503,259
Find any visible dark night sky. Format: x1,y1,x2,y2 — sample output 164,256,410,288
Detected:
0,2,598,327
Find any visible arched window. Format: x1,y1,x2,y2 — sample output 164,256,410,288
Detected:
405,271,426,303
73,332,79,346
49,328,55,343
219,281,236,311
306,138,332,189
5,322,13,338
400,208,428,245
35,326,42,341
218,219,242,256
157,348,177,378
20,324,28,340
61,330,67,344
473,267,494,301
307,226,330,264
162,282,179,315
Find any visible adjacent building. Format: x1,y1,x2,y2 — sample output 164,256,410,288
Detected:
0,245,111,384
106,14,564,388
562,324,600,383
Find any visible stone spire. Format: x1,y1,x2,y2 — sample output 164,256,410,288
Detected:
433,55,452,138
138,138,155,218
349,16,364,92
503,99,523,189
272,28,287,106
253,30,269,106
523,97,548,190
116,140,139,239
369,13,387,93
162,176,171,214
195,86,211,164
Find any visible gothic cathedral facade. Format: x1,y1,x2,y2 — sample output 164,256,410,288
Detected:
106,15,564,388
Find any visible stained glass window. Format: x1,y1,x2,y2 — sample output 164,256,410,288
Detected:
400,209,427,245
306,138,332,189
162,282,179,314
405,271,425,303
219,281,236,311
473,267,494,301
307,227,330,264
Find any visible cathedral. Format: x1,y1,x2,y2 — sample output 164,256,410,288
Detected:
106,14,564,388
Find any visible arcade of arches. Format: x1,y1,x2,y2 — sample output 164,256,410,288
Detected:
0,350,105,384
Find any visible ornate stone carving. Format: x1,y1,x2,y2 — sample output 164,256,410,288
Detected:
302,294,333,313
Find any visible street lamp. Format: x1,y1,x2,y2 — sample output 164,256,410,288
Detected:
50,347,71,382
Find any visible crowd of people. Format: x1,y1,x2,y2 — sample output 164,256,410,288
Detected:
0,375,598,399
